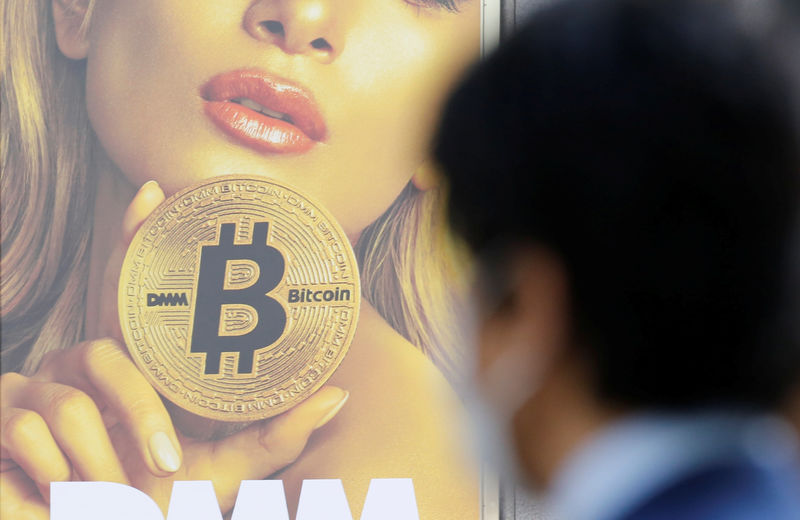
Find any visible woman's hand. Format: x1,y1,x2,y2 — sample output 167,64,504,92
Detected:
1,363,348,518
1,338,182,495
0,181,349,519
115,385,348,514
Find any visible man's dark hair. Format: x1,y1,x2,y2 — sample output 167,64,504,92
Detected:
435,0,800,408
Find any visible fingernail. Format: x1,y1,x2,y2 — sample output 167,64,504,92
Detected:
314,391,349,430
140,180,159,192
149,432,181,473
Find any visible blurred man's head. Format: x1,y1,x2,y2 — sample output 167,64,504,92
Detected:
435,0,800,487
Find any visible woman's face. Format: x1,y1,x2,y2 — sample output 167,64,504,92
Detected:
81,0,480,236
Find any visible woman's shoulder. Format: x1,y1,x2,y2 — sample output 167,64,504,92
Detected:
327,301,468,455
333,301,454,395
277,302,480,519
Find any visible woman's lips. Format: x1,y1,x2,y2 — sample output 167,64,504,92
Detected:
201,69,327,154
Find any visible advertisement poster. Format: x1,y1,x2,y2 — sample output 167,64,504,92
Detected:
1,1,496,519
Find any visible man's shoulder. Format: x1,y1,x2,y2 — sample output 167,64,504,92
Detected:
623,458,800,520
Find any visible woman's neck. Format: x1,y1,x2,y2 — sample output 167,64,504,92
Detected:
84,151,137,339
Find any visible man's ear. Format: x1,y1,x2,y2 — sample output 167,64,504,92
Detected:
475,246,570,385
53,0,90,60
473,246,570,410
510,246,570,365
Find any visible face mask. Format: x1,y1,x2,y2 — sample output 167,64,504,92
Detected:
462,332,545,487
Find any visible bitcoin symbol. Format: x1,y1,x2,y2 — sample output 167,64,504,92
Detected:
119,175,360,421
191,221,286,375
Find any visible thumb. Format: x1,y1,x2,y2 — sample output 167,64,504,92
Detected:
122,180,166,244
201,386,350,511
99,180,166,339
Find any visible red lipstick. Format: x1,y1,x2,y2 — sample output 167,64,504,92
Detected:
201,69,327,154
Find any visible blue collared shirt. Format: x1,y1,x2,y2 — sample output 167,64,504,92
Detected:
546,411,800,520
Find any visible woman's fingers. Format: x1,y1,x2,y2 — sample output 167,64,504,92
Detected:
122,180,165,243
217,386,349,477
1,407,71,501
0,468,49,520
12,380,128,484
198,386,349,510
99,180,165,340
79,339,182,476
40,339,183,477
31,338,183,479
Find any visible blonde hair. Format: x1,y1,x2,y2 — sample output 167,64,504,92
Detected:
357,184,470,383
2,0,97,373
1,0,469,383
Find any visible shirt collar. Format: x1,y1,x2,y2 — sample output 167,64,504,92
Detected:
546,410,799,520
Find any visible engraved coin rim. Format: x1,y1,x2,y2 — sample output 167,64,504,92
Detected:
118,174,360,421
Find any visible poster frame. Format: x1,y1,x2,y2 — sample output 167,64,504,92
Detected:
479,6,502,520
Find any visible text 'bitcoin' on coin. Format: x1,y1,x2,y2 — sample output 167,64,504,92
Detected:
118,175,360,422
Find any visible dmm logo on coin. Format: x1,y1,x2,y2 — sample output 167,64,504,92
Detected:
190,221,286,375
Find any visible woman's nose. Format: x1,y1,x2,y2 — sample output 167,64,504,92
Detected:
243,0,344,62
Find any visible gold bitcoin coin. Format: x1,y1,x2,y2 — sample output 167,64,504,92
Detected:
118,175,360,421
